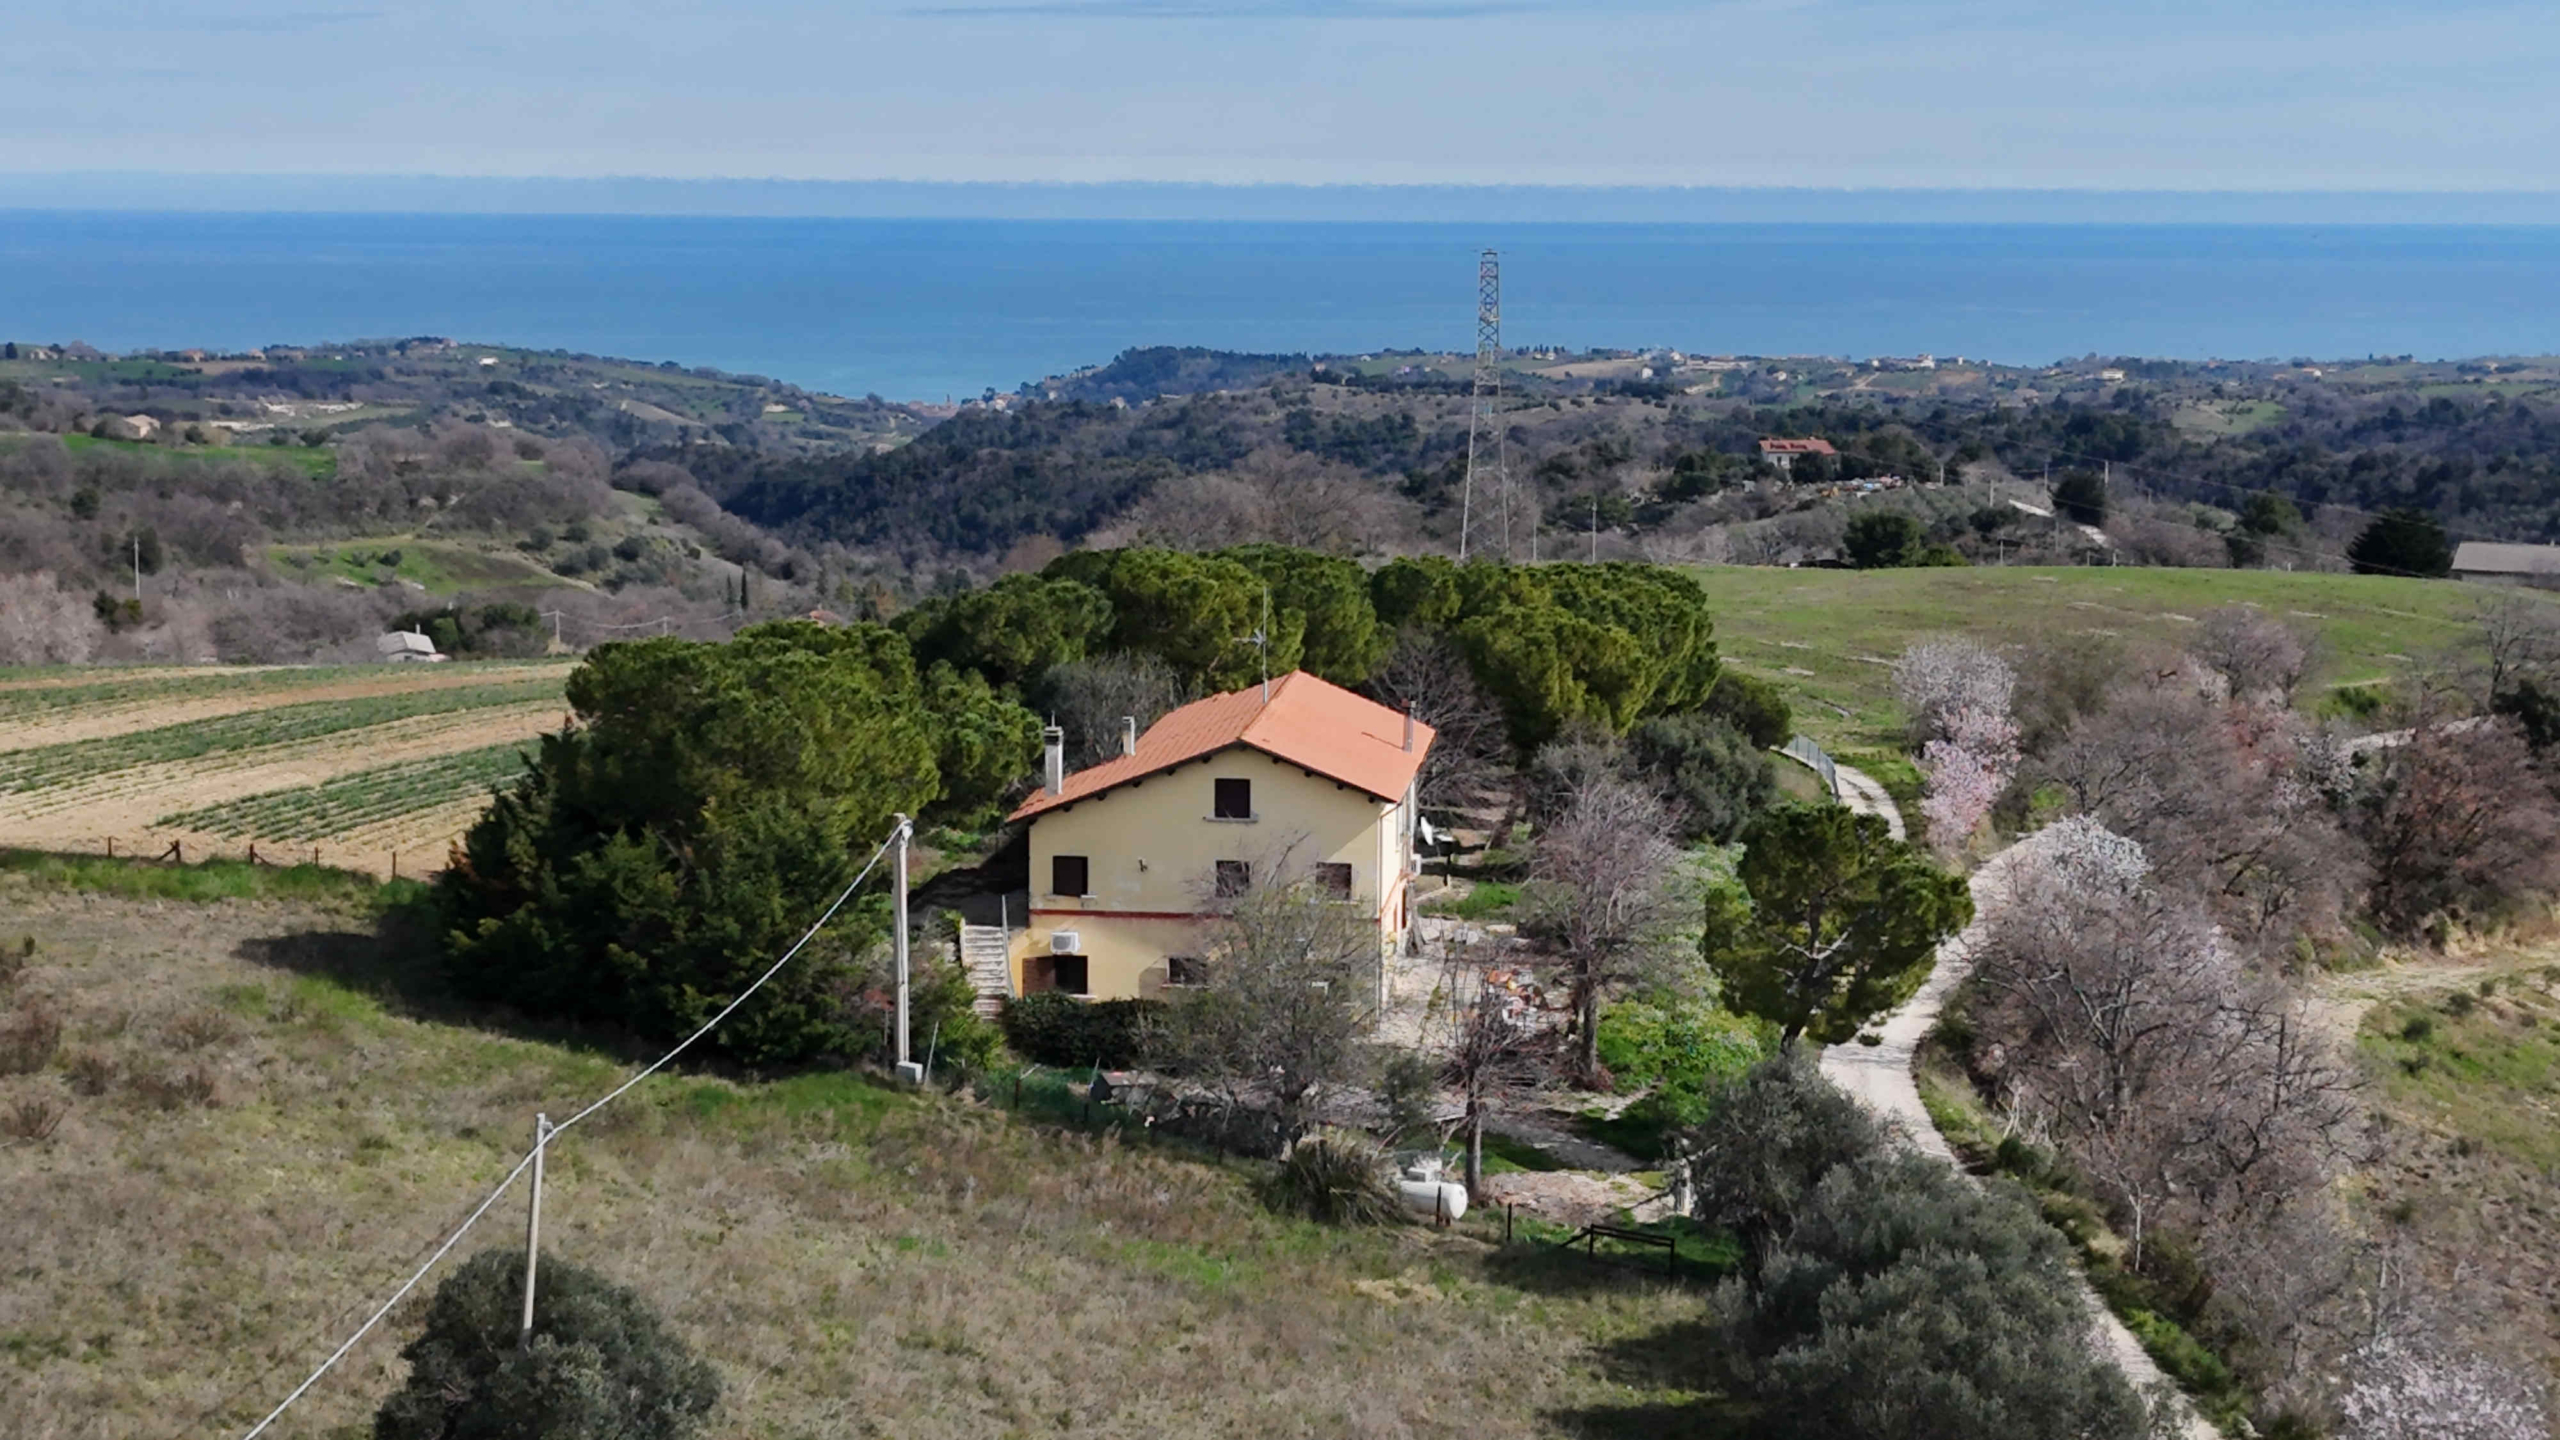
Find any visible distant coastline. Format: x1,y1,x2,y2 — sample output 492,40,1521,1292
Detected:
9,174,2560,225
8,211,2560,400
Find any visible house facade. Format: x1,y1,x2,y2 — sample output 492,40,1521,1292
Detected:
1757,436,1837,474
1003,671,1434,1003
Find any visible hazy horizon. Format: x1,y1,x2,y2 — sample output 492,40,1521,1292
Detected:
8,175,2560,224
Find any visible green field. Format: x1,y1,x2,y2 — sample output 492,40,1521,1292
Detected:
0,662,557,721
57,431,337,476
1690,566,2502,747
157,740,535,840
266,538,573,594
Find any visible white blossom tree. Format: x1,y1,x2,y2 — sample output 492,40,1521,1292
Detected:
1892,637,2015,746
1918,703,2020,855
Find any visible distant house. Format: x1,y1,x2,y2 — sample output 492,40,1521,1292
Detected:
100,414,160,441
375,630,446,663
1001,672,1433,1004
2451,542,2560,586
1758,436,1838,474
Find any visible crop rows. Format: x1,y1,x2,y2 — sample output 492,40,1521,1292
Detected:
157,741,535,840
0,660,567,722
0,677,564,793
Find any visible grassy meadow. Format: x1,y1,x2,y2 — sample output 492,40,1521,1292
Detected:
1689,565,2497,747
0,874,1740,1440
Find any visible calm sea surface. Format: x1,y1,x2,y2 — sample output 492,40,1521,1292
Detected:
3,212,2556,401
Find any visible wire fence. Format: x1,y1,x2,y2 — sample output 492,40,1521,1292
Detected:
1778,734,1842,801
42,832,451,881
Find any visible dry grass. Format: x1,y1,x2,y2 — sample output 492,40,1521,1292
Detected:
2355,960,2560,1368
0,880,1739,1440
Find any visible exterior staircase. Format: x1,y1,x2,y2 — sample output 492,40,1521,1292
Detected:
958,924,1013,1018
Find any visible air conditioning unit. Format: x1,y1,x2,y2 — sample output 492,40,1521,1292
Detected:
1050,931,1081,955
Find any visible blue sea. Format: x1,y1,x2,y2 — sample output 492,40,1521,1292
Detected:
3,211,2556,402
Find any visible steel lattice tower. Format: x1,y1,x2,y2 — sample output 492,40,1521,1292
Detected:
1460,249,1512,561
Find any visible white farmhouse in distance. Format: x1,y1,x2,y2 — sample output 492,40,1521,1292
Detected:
375,630,445,662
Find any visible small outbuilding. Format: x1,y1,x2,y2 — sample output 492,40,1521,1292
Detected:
376,630,446,662
2451,542,2560,586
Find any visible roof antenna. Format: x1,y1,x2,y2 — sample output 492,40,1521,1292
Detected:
1236,585,1272,703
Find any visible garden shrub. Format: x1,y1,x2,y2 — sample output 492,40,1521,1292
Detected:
1273,1128,1399,1225
1596,994,1765,1127
998,992,1163,1069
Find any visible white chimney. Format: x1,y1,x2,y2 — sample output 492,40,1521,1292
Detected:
1403,710,1415,753
1121,716,1138,757
1042,725,1065,795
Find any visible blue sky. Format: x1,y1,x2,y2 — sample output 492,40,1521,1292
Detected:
6,0,2557,194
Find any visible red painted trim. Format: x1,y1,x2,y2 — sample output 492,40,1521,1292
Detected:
1028,908,1207,922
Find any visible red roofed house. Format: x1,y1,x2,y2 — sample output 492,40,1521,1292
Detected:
1002,670,1434,1002
1758,436,1839,475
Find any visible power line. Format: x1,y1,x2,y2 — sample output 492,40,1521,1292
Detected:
233,826,899,1439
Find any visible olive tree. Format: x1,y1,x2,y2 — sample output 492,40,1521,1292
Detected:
374,1249,719,1440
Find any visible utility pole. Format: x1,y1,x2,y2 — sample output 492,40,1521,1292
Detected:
1460,249,1508,562
132,534,142,603
891,815,922,1087
1589,494,1599,562
518,1113,549,1349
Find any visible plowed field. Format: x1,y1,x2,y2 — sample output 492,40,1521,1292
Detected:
0,662,571,875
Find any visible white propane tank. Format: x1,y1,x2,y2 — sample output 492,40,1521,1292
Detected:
1397,1178,1468,1222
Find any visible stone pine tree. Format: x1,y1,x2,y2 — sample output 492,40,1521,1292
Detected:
1704,802,1973,1048
2347,506,2454,577
374,1249,719,1440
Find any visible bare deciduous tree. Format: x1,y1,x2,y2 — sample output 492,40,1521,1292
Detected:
1123,447,1409,557
0,571,100,664
2354,714,2560,936
1040,651,1185,770
2190,604,2319,706
1967,818,2361,1268
1162,855,1381,1145
2041,675,2360,949
1432,948,1561,1202
1363,629,1510,813
1525,772,1687,1084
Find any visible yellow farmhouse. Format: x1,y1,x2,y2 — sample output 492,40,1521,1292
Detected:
1004,671,1436,1002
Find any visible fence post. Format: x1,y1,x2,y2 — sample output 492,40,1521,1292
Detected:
105,837,114,859
390,850,398,881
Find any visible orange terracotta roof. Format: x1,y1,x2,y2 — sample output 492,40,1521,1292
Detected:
1009,670,1434,822
1757,436,1838,455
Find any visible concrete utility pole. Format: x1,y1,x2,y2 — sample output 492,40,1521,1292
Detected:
518,1113,550,1349
892,815,922,1086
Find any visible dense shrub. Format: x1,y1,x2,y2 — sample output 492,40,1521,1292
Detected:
374,1249,719,1440
1595,994,1766,1128
998,992,1163,1068
1685,1056,2153,1440
1626,712,1778,843
438,622,1016,1066
1842,511,1923,568
1701,667,1794,750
